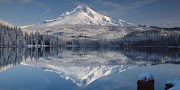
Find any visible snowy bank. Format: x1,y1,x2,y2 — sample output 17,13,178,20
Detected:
165,78,180,90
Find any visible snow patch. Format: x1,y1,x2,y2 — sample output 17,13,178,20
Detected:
139,72,154,81
167,78,180,90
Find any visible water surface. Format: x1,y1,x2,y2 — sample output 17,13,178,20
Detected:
0,47,179,90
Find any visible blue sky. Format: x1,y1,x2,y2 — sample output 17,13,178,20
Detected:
0,0,179,27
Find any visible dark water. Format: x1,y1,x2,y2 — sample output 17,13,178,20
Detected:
0,47,179,90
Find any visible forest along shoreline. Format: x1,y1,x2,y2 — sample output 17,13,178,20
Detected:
1,19,180,47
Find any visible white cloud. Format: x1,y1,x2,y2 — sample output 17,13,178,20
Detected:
40,8,51,15
131,0,158,8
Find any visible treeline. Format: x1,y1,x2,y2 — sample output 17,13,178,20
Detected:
0,24,25,46
23,29,180,47
66,39,119,46
24,31,66,46
0,21,66,47
1,19,180,47
0,47,180,70
63,29,180,47
119,29,180,46
0,21,119,47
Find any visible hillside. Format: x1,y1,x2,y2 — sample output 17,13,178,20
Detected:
23,24,153,41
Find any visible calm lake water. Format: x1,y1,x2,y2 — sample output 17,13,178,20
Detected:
0,47,179,90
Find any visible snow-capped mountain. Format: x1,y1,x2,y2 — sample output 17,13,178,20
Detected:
43,5,134,26
21,5,141,40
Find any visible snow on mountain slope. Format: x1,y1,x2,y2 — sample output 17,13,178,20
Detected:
43,5,134,26
23,24,147,40
21,5,145,40
0,19,14,27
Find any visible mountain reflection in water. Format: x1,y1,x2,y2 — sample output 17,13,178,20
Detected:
0,47,179,87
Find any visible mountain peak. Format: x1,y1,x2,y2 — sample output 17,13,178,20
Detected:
43,5,135,26
72,5,93,14
76,5,89,9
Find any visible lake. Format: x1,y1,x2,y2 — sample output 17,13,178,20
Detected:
0,47,179,90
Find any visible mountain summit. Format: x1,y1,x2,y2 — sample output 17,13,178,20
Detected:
43,5,134,26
